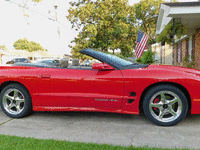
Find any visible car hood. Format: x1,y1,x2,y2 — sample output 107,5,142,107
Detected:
147,64,200,76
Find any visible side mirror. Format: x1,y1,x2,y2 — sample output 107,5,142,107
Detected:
92,63,115,71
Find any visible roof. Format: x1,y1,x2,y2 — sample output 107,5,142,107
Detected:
156,2,200,35
5,49,60,58
163,2,200,7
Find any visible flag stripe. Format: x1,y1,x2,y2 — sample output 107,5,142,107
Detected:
135,30,149,58
137,36,148,57
136,35,148,58
136,36,146,57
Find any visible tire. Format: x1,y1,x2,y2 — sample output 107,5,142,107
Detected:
0,84,32,118
143,85,188,126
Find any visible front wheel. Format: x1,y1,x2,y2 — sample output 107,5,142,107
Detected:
0,84,32,118
143,85,188,126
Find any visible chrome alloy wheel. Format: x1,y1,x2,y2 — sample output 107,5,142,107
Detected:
2,88,25,115
149,91,182,123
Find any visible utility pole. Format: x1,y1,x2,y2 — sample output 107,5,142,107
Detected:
54,2,60,38
54,1,63,59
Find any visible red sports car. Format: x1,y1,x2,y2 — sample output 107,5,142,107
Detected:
0,48,200,126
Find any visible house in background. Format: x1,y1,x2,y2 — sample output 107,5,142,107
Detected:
0,49,60,65
151,42,173,65
156,2,200,69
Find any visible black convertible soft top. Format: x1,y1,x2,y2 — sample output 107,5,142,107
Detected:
80,48,149,70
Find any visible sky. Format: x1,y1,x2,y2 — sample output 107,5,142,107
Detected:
0,0,198,56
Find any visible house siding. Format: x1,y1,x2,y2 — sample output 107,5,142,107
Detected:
174,38,191,67
182,39,187,61
174,44,178,65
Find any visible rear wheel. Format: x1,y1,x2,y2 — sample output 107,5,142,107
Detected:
0,84,32,118
143,85,188,126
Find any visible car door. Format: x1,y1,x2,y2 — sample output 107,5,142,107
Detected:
36,67,124,109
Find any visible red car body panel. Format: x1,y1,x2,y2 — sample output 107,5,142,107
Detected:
1,64,200,115
35,68,123,108
121,65,200,114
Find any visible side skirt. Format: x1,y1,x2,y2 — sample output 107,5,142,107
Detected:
33,106,139,115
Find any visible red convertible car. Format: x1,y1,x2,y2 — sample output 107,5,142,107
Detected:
0,48,200,126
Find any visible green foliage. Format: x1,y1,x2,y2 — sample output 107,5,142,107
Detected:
135,57,142,64
32,0,42,2
182,55,195,68
70,44,93,60
67,0,137,59
136,50,155,64
0,45,7,50
133,0,165,45
13,38,44,52
157,21,187,45
142,50,155,64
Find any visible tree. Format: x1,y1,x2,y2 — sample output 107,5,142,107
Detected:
32,0,42,2
133,0,165,45
67,0,137,58
69,44,93,60
157,20,186,44
0,45,7,50
13,38,44,52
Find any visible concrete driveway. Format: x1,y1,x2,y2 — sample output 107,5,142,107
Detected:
0,109,200,149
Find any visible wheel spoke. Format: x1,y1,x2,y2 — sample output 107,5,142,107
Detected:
150,102,163,109
15,105,21,112
7,102,15,110
159,109,165,120
167,97,179,105
14,89,18,99
16,99,24,108
5,95,13,101
16,98,25,103
168,107,177,117
160,92,167,103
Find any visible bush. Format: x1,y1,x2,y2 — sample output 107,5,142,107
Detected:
136,50,155,64
182,55,195,68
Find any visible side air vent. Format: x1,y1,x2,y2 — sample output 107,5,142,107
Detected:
128,99,134,103
130,92,136,96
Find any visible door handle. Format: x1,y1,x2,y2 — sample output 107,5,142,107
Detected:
40,74,51,78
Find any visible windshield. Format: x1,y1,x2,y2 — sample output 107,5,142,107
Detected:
95,51,133,66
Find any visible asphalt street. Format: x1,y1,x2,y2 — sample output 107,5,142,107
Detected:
0,109,200,149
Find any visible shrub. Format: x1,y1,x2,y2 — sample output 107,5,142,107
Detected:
182,55,195,68
136,50,155,64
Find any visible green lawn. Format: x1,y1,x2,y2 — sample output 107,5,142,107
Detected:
0,134,188,150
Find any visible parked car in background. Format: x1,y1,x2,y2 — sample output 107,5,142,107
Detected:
6,58,31,65
84,60,90,66
36,59,60,67
12,62,49,67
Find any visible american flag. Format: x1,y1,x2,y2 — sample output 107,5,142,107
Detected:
135,30,149,58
